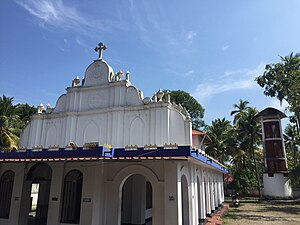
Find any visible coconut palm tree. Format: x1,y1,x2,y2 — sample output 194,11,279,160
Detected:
236,107,262,198
0,95,22,150
230,99,250,125
205,118,233,164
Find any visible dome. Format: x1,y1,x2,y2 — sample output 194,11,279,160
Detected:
83,59,114,87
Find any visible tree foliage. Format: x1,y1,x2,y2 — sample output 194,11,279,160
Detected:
284,124,300,168
205,118,233,164
0,95,36,150
169,90,205,130
230,99,250,125
256,53,300,135
228,166,258,194
206,100,263,195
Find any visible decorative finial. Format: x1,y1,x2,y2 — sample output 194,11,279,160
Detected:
115,70,124,81
157,90,164,102
126,71,130,82
72,76,80,87
37,103,44,114
94,42,107,60
46,103,52,114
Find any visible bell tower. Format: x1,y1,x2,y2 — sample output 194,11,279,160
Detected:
257,107,292,199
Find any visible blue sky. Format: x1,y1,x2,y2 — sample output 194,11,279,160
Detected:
1,0,300,125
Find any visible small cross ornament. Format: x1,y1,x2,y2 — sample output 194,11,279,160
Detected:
94,42,107,60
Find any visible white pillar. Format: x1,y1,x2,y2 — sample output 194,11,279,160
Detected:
221,175,225,203
190,167,197,225
177,168,183,225
214,177,218,208
210,177,215,212
199,168,206,223
218,175,222,205
204,173,211,216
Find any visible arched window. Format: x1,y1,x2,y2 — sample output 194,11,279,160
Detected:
61,170,83,224
0,170,15,219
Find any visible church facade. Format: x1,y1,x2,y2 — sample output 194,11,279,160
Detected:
0,43,227,225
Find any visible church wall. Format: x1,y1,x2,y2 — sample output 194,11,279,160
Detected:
169,109,192,146
0,159,224,225
175,161,225,225
20,102,190,149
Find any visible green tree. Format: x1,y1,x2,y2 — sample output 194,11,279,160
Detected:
0,95,36,150
229,166,258,194
289,165,300,187
0,95,21,149
205,118,233,164
284,124,299,168
230,99,250,125
256,53,300,135
15,103,37,128
169,90,205,130
236,107,262,198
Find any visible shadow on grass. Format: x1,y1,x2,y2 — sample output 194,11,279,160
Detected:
223,213,294,222
222,202,300,225
252,204,300,215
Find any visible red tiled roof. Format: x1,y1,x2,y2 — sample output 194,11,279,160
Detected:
192,130,212,143
192,130,205,135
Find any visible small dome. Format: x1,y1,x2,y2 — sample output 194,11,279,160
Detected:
83,60,114,87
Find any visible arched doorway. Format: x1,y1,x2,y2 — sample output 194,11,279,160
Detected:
0,170,15,219
181,175,189,225
61,170,83,224
20,163,52,225
121,174,153,225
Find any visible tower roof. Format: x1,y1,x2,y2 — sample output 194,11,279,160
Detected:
256,107,287,119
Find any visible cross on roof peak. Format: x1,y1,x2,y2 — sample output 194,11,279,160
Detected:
94,42,107,60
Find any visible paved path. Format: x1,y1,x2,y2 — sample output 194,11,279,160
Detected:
223,200,300,225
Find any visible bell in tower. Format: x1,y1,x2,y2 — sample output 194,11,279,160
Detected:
256,107,293,199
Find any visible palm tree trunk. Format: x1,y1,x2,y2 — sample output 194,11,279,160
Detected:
293,141,297,167
295,111,300,137
251,133,261,200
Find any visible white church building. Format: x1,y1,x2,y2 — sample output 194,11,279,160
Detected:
0,43,227,225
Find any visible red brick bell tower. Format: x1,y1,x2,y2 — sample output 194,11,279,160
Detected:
256,107,292,199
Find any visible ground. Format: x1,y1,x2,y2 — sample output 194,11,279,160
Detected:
222,199,300,225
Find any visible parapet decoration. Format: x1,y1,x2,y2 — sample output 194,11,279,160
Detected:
171,102,191,120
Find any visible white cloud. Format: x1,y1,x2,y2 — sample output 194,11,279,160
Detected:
15,0,93,32
187,31,197,41
76,39,82,46
223,69,247,77
193,63,265,102
182,70,195,78
221,45,230,51
186,31,197,47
